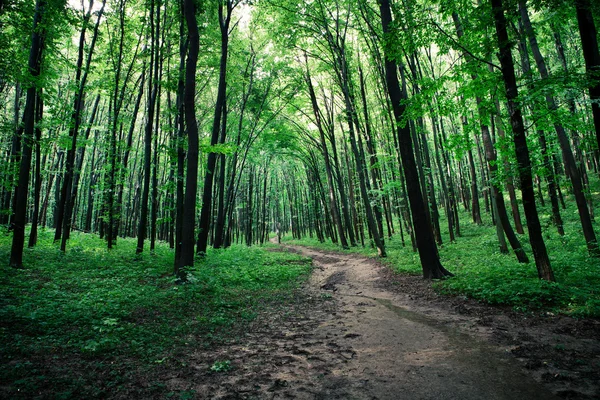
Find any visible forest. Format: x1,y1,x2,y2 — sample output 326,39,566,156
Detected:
1,0,600,398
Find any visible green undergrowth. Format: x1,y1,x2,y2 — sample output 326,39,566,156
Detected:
0,229,311,398
284,198,600,317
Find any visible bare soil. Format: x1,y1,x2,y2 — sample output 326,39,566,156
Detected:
145,244,600,399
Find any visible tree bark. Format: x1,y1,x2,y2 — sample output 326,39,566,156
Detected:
10,0,46,268
379,0,451,278
197,0,233,255
27,89,44,247
305,70,349,248
58,0,105,250
575,0,600,151
137,0,160,253
491,0,554,281
176,0,200,278
520,0,598,255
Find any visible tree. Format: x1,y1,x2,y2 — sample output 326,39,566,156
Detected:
137,0,162,253
490,0,554,281
575,0,600,151
379,0,451,279
519,0,598,255
10,0,52,268
57,0,106,252
196,0,238,255
176,0,202,278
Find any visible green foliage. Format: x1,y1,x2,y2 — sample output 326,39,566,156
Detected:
0,230,311,398
210,360,232,372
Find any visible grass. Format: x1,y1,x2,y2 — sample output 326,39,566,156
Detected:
283,190,600,318
0,229,312,399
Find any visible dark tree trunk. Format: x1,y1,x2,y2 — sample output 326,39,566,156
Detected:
197,1,232,255
137,0,160,253
54,3,92,243
261,164,269,244
151,60,162,251
493,97,524,234
176,0,200,278
326,103,355,247
379,0,451,278
27,89,43,247
71,94,100,230
10,0,46,268
359,64,387,240
58,1,105,251
520,0,598,255
174,1,186,266
304,59,349,249
115,70,144,238
575,0,600,151
453,10,528,258
491,0,554,281
84,130,99,232
246,167,254,246
483,108,529,262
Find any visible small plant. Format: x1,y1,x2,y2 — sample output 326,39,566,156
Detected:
210,360,231,372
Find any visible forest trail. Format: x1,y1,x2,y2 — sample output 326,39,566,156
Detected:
271,244,558,400
179,242,599,399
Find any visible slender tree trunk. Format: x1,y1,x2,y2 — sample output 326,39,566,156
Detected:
10,0,46,268
261,163,269,244
84,130,99,232
197,1,232,255
493,98,525,234
114,71,144,237
151,61,162,251
491,0,554,281
137,0,160,253
1,83,22,225
484,109,529,262
379,0,451,278
55,4,92,243
520,0,598,255
58,1,105,250
246,167,254,246
176,0,200,278
575,0,600,151
174,1,186,266
28,89,43,247
304,58,349,249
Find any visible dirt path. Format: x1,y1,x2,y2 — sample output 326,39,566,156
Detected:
276,244,559,399
161,244,599,399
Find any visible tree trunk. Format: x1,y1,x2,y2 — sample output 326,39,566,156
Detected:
137,0,160,253
197,1,233,255
575,0,600,151
58,1,105,250
484,108,529,262
379,0,451,278
491,0,554,281
174,2,186,266
10,0,46,268
176,0,200,278
519,0,598,255
304,58,349,249
1,83,22,225
27,89,44,247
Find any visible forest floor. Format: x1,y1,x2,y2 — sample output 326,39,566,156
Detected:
3,236,599,399
162,242,600,399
